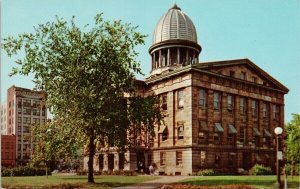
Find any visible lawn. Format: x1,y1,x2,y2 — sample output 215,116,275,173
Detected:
178,175,300,189
2,174,159,189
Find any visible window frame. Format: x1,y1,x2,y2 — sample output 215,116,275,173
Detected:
176,151,183,166
177,90,184,109
199,89,207,108
213,92,220,110
160,152,166,166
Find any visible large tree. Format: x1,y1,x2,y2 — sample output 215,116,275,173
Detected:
285,113,300,176
2,14,160,183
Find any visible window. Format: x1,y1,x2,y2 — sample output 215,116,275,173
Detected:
214,123,224,145
160,152,166,165
42,109,46,116
213,92,220,110
161,94,168,110
230,71,235,77
240,97,245,115
199,89,207,108
263,102,268,118
228,124,237,145
252,77,257,83
199,121,208,144
228,95,233,112
240,72,246,80
200,151,206,167
176,151,182,166
159,121,168,142
177,90,184,108
239,127,245,144
228,154,235,167
273,104,278,119
177,124,184,140
215,154,221,166
252,100,257,116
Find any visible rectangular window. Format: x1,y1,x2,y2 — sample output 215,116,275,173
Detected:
252,100,257,116
240,97,245,115
230,71,235,77
200,151,206,167
213,92,220,110
160,152,166,165
252,77,257,83
177,90,184,109
240,72,246,80
199,89,207,108
273,104,277,119
228,95,232,112
161,94,168,110
177,124,184,140
263,103,267,118
176,151,182,166
239,127,245,144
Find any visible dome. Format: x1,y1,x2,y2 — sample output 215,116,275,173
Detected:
152,4,198,45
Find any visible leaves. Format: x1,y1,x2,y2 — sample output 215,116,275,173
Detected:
2,13,159,183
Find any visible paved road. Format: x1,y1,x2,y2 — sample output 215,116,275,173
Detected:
113,175,193,189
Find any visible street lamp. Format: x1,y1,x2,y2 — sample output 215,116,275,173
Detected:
274,126,283,188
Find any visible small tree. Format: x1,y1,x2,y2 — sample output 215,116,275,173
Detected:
2,14,161,183
285,113,300,176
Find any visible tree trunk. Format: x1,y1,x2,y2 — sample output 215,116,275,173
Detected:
88,129,95,183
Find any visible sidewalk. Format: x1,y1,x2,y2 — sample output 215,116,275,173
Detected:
113,175,193,189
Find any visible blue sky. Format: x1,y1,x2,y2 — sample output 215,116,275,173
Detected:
1,0,299,123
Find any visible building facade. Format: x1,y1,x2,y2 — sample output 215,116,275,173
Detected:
84,4,289,175
1,102,7,134
1,134,16,167
6,86,47,165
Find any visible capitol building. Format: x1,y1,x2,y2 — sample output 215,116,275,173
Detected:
84,4,288,175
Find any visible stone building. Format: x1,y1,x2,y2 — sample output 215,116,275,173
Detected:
84,4,288,175
6,85,47,165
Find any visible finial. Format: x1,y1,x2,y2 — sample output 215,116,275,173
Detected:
170,3,181,10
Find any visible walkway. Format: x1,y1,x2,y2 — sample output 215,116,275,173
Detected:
113,175,193,189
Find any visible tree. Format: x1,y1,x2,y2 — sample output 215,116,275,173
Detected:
30,119,84,178
2,14,160,183
285,113,300,176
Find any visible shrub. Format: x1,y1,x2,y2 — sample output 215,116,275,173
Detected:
249,164,273,175
196,169,217,176
1,166,51,177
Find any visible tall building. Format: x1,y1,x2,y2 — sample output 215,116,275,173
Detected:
1,102,7,134
84,4,288,175
6,85,47,165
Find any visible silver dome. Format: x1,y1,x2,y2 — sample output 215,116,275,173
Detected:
152,4,198,44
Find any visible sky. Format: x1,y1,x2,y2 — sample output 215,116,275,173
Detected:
1,0,299,123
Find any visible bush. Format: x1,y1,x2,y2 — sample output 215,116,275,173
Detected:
196,169,217,176
1,166,51,177
249,164,273,175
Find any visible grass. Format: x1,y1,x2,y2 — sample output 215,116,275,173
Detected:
2,174,159,189
178,175,300,189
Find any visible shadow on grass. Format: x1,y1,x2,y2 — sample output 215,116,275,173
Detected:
181,179,275,186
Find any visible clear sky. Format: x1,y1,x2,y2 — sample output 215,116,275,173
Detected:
1,0,299,123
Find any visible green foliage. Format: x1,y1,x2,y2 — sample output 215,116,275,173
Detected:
1,166,51,177
196,169,218,176
249,164,273,175
285,113,300,176
2,13,161,183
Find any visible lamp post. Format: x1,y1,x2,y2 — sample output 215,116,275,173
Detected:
274,127,283,188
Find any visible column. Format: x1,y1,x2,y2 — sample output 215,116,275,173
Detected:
159,50,162,68
177,48,180,64
154,52,156,69
167,48,170,66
